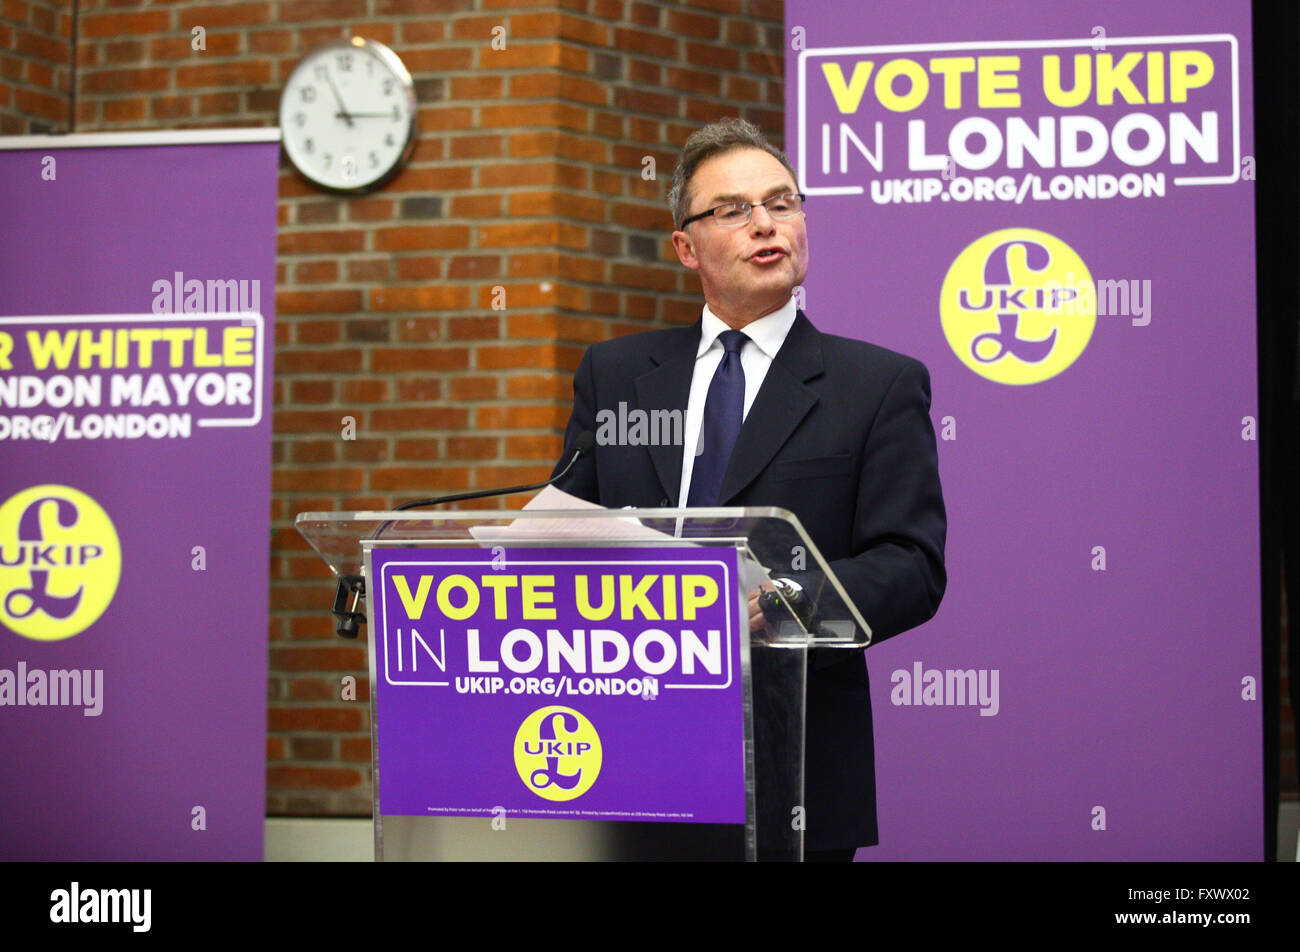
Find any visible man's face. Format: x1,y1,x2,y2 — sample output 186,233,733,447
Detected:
671,147,809,327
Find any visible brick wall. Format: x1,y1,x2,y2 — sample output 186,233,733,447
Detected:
0,0,72,134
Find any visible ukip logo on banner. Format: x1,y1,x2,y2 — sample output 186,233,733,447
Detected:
0,485,121,641
940,227,1097,385
514,705,603,801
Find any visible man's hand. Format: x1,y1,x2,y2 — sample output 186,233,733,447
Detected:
747,579,777,633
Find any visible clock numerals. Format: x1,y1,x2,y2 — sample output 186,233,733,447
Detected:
299,86,316,103
392,104,401,121
322,153,332,169
382,78,394,96
336,53,352,72
341,155,358,180
384,132,395,148
303,138,314,154
314,65,328,82
294,112,306,127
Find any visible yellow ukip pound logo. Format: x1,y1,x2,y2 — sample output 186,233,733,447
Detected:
940,228,1097,385
0,485,121,641
514,706,603,802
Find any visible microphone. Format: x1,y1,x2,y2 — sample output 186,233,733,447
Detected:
395,430,596,511
331,431,596,637
758,576,820,633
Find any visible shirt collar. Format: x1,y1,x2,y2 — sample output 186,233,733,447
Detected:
697,296,799,359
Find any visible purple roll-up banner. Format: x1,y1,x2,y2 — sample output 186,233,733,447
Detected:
0,130,278,860
369,546,748,824
786,1,1260,859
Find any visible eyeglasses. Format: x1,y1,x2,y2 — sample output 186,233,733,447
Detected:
680,192,806,229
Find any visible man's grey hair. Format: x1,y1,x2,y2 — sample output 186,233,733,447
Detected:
668,117,799,230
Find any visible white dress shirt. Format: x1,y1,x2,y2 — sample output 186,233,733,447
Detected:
677,296,799,506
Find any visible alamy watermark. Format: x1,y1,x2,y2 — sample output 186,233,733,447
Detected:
0,662,103,716
890,662,999,716
1044,273,1152,326
150,272,261,315
50,882,150,932
595,401,683,447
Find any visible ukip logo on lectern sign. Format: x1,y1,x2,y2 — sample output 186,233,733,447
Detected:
514,705,603,801
0,484,121,641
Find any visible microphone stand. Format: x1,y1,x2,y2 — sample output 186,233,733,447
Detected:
330,435,593,638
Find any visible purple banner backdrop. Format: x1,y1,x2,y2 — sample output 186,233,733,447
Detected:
785,1,1261,859
369,546,747,824
0,134,277,859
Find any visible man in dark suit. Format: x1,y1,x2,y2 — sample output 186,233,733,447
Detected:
551,118,946,859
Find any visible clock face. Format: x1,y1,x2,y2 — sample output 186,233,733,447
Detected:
279,38,417,193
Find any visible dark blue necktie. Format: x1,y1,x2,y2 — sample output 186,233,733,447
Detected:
688,329,749,507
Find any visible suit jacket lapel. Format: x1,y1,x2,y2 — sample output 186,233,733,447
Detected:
718,310,824,504
634,322,700,504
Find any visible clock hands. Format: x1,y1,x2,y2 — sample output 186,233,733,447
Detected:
323,74,353,127
334,112,393,119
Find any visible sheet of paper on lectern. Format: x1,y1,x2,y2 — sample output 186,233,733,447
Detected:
467,484,672,542
467,484,772,630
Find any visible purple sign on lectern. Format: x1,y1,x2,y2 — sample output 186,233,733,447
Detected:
368,545,747,824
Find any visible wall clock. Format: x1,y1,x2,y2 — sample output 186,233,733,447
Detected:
279,37,417,193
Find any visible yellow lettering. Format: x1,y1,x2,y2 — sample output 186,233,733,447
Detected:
1095,52,1145,105
480,574,518,617
77,329,113,369
192,328,221,367
521,574,556,620
619,574,660,621
821,61,874,114
681,575,719,620
929,56,975,108
160,327,193,367
11,325,252,372
25,330,78,370
436,574,480,620
875,58,929,112
223,326,255,366
394,575,433,619
977,55,1020,107
1043,54,1091,107
1170,50,1213,102
129,329,163,368
1147,51,1165,104
575,574,615,621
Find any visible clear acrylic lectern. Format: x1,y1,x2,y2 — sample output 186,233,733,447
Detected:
296,506,870,862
